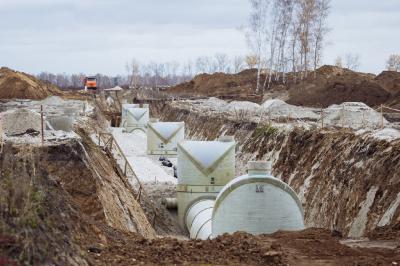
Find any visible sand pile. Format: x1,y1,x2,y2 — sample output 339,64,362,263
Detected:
324,102,387,129
261,99,319,120
0,67,62,100
223,101,260,112
202,97,228,109
0,108,41,136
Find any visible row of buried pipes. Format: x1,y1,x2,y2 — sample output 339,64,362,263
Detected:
121,103,305,240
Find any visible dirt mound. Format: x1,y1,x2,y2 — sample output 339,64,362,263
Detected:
0,67,63,100
169,66,399,109
375,71,400,95
90,228,400,265
287,66,391,108
169,69,262,102
374,71,400,109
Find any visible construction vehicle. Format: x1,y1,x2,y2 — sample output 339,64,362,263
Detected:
84,77,97,92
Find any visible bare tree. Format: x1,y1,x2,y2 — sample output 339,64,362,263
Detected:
126,58,141,88
312,0,331,77
214,53,229,72
263,0,295,88
297,0,318,78
262,0,279,90
386,54,400,71
182,60,194,81
245,55,258,69
276,0,295,83
334,56,343,68
289,2,301,83
196,56,213,74
344,53,361,71
233,56,245,73
246,0,270,93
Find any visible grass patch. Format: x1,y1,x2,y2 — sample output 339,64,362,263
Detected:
253,123,278,138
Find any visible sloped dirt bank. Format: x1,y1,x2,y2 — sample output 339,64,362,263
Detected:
0,135,154,265
153,101,400,239
0,67,63,100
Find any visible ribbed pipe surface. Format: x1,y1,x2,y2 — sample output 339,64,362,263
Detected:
185,199,214,240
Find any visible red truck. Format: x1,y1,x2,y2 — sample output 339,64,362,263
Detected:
84,77,97,92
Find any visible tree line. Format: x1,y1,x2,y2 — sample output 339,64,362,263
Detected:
37,51,399,90
37,54,254,90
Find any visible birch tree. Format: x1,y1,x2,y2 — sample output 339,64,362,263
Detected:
246,0,270,93
312,0,330,77
298,0,318,78
344,53,361,71
264,0,295,88
126,58,141,88
386,54,400,71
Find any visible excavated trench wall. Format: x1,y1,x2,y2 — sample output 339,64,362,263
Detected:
152,101,400,238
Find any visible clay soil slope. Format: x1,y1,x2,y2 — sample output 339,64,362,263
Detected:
0,67,63,100
374,71,400,109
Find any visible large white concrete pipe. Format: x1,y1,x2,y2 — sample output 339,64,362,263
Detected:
211,161,305,237
185,199,214,240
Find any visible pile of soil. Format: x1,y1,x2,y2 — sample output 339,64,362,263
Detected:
375,71,400,94
0,67,63,100
375,71,400,110
169,69,262,102
287,66,391,107
168,65,400,109
89,228,400,265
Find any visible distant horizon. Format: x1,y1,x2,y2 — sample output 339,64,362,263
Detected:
1,0,399,76
0,63,394,78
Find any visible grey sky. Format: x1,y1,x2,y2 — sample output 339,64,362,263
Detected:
0,0,399,75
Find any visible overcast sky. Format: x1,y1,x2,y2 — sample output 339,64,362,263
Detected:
0,0,399,75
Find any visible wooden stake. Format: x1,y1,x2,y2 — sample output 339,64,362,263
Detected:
40,105,44,145
153,212,157,227
341,106,345,128
136,186,142,201
320,107,324,128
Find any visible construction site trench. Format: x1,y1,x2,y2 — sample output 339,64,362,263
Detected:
1,95,400,265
